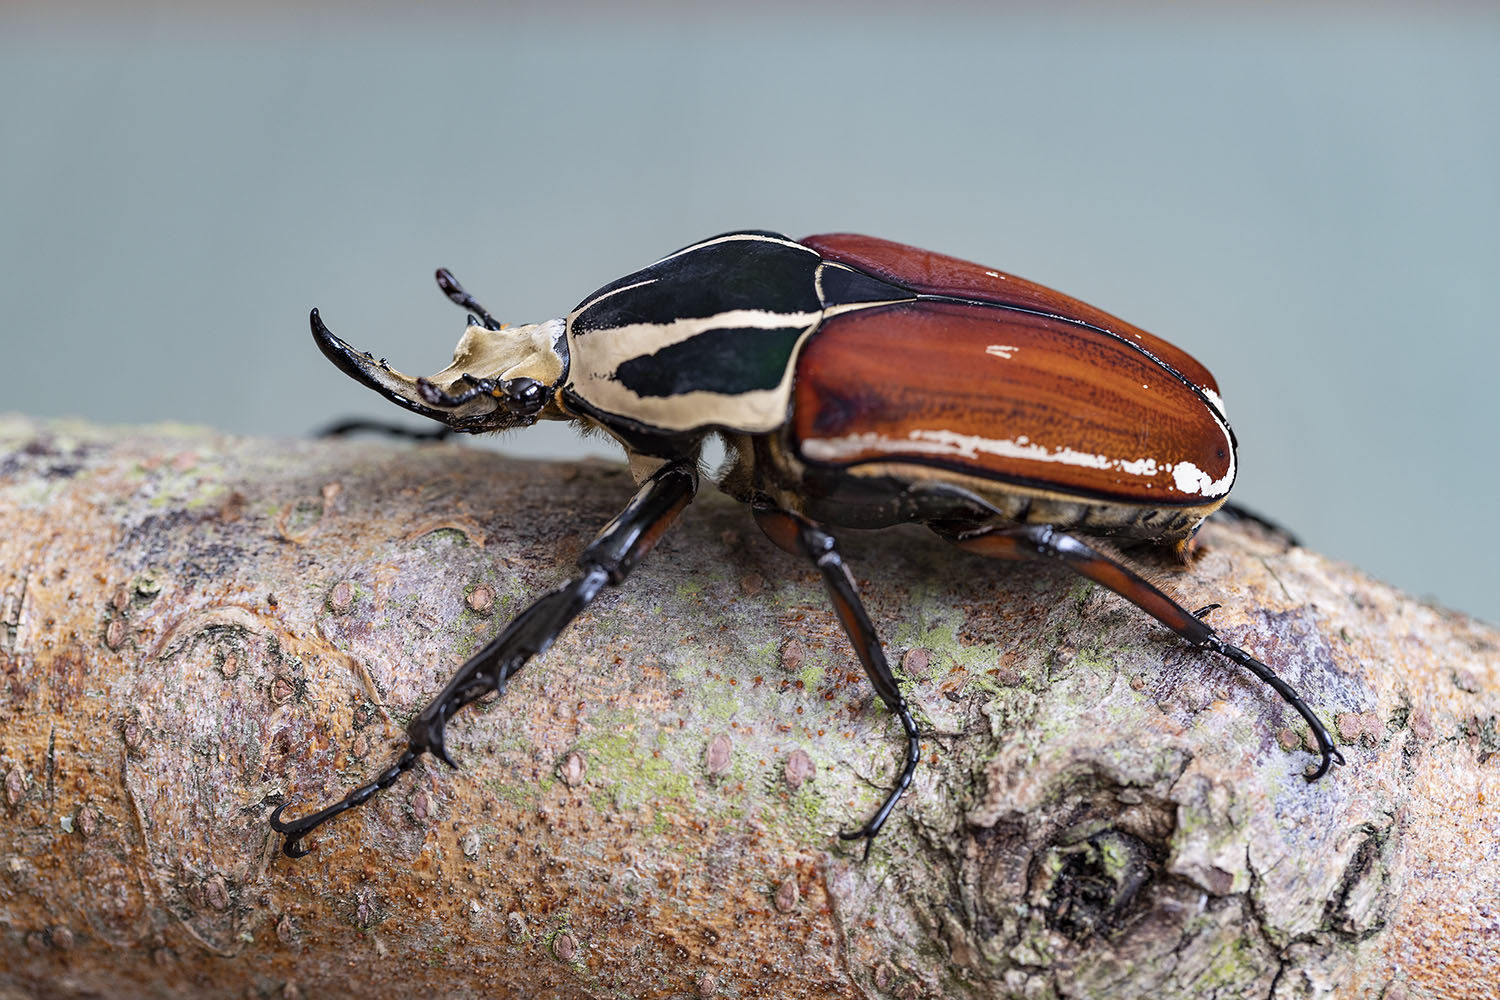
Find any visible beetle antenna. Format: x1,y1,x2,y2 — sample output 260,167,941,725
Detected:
435,267,503,330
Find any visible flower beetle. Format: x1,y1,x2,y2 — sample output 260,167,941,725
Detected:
272,230,1342,859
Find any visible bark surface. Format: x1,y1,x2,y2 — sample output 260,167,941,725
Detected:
1,417,1496,1000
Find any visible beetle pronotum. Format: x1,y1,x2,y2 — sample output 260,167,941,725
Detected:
271,230,1342,859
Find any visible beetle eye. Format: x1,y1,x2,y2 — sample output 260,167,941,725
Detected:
501,377,545,415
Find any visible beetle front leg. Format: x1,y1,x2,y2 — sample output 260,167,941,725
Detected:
271,461,698,858
948,523,1343,780
752,506,920,859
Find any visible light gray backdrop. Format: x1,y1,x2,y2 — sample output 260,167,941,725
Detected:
2,5,1496,623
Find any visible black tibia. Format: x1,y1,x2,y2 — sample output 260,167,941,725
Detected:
317,418,455,441
434,267,503,331
752,505,920,859
949,523,1343,780
271,461,699,858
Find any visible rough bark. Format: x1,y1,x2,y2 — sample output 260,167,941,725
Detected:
0,416,1496,1000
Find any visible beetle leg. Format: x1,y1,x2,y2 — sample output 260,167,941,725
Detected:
948,524,1343,780
316,418,455,441
1214,501,1302,548
271,461,698,858
416,373,501,407
415,374,546,420
752,506,920,859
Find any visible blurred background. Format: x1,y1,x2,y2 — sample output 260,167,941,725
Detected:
2,3,1496,623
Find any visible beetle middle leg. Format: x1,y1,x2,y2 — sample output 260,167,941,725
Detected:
270,460,699,858
946,523,1343,780
1213,500,1302,548
752,506,920,859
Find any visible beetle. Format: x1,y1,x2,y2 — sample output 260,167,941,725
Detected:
271,230,1342,859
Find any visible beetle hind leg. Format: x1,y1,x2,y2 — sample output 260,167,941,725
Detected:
946,523,1342,780
752,506,920,859
1213,500,1302,548
270,749,423,857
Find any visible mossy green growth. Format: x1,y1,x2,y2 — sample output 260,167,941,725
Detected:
575,730,696,816
797,661,825,693
485,769,547,811
1095,831,1133,881
181,476,229,510
784,776,831,831
1008,920,1056,968
1189,933,1265,993
691,670,749,724
417,526,475,550
1069,647,1117,677
11,476,73,509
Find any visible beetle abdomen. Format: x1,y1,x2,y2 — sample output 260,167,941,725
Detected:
791,283,1235,510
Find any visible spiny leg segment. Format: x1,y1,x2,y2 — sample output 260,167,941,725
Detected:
271,461,698,858
752,506,920,859
948,523,1343,779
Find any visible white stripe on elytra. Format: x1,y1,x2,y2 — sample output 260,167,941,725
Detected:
802,427,1236,497
566,307,824,433
572,308,821,377
572,277,658,317
1199,385,1228,421
574,234,818,316
649,232,816,270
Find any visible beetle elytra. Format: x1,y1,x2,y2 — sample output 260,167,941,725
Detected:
271,230,1342,859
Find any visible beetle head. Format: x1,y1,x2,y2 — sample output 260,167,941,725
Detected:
311,310,570,431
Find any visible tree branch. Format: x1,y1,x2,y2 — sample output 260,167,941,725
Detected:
1,417,1495,999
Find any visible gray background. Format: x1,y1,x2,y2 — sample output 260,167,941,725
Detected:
2,5,1496,623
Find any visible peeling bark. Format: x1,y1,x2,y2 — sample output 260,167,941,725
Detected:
1,416,1496,1000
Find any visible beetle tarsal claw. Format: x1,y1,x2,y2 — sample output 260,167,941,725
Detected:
268,801,294,831
429,739,459,770
268,802,315,858
1304,745,1346,782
